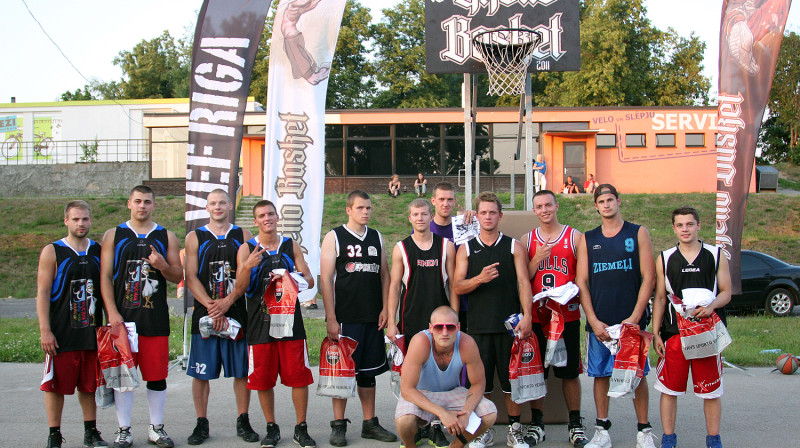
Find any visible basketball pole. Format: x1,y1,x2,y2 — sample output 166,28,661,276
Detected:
524,74,534,211
463,73,475,207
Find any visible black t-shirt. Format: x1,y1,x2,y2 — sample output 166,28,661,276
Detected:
48,239,103,352
465,233,520,334
332,225,384,324
111,222,170,336
397,234,450,338
191,225,247,334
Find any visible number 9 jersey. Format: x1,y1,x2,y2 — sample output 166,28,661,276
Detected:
526,225,581,322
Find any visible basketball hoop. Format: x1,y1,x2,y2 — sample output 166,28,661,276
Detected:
472,28,542,96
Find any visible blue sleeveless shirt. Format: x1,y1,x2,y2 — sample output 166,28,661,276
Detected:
417,330,463,392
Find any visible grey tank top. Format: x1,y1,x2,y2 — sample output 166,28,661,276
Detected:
417,330,464,392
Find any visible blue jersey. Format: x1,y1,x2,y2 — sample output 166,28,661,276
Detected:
585,221,647,328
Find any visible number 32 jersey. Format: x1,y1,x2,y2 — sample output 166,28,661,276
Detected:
526,225,581,322
332,224,384,324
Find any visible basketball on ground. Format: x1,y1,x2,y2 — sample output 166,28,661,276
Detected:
776,353,798,374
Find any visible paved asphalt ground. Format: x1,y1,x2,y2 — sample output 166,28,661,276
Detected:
2,298,799,447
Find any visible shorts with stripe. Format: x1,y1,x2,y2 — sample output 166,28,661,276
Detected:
40,350,98,395
247,339,314,390
340,322,389,378
395,386,497,422
531,320,582,379
654,335,723,399
132,335,169,382
585,332,650,378
187,334,248,380
472,332,513,394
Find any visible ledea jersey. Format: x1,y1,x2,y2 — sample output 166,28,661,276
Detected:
397,234,449,337
49,239,102,352
332,225,384,323
526,225,581,322
191,225,246,334
465,233,519,334
112,221,170,336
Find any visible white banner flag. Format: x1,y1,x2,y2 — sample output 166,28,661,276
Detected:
263,0,346,301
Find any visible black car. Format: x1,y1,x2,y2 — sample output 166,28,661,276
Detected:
728,250,799,316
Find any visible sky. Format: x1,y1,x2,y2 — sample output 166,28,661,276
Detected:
1,0,798,104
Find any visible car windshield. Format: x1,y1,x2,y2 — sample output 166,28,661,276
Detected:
750,251,790,268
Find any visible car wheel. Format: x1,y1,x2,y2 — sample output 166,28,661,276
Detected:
764,288,795,317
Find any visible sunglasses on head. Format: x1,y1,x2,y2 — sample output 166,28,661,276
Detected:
431,323,458,333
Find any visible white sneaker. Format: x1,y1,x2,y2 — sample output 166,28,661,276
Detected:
506,423,529,448
469,427,495,448
635,428,656,448
585,426,612,448
112,427,132,448
148,424,174,448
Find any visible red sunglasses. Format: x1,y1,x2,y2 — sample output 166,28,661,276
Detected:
431,323,458,333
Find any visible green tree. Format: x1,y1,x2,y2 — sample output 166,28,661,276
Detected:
113,30,191,99
326,0,377,109
60,87,94,101
762,31,800,163
250,1,280,104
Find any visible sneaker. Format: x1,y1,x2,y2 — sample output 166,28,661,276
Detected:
635,428,656,448
308,303,318,309
428,422,449,448
329,419,349,447
361,416,397,442
237,413,260,442
261,422,281,448
568,422,588,448
112,427,132,448
84,427,109,447
468,427,495,448
46,431,65,448
506,423,529,448
585,427,611,448
523,424,545,446
661,433,677,448
188,417,210,445
293,422,316,448
706,434,723,448
148,424,175,448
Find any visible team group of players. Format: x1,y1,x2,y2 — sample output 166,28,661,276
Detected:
38,182,730,448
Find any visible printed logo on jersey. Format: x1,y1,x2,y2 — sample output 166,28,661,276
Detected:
593,258,634,274
208,260,234,301
682,266,701,273
70,278,96,328
417,259,440,267
537,256,569,275
345,262,380,273
592,244,602,250
124,260,158,309
625,238,635,253
368,246,378,257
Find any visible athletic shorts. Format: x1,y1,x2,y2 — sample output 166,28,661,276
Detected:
531,320,582,379
472,332,514,394
247,339,314,390
395,386,497,422
654,335,723,399
132,335,169,382
340,323,389,378
40,350,98,395
187,334,248,380
585,332,650,378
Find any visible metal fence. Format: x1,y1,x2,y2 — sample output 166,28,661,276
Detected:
0,139,149,165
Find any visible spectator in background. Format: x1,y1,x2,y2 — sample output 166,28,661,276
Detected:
389,175,401,198
565,177,580,194
414,173,428,197
584,174,599,195
534,154,547,192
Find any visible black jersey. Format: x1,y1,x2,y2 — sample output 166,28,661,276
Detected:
191,225,247,334
397,234,450,338
244,236,306,345
332,225,384,324
111,222,170,336
659,242,725,341
48,239,103,352
464,233,520,334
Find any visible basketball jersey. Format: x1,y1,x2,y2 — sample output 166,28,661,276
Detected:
48,239,103,352
584,221,647,328
659,242,725,342
464,233,520,334
397,234,450,338
526,225,581,322
244,236,305,345
112,222,170,336
332,225,384,324
417,330,464,392
191,225,246,334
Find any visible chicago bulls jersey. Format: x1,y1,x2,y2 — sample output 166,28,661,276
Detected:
526,225,581,322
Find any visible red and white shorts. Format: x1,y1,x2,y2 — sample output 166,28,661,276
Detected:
247,339,314,390
654,335,723,399
132,336,169,381
40,349,98,395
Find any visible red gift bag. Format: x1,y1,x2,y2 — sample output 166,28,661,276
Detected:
96,325,140,393
317,336,358,399
263,273,299,338
608,323,652,398
509,335,547,404
543,303,567,368
386,335,406,399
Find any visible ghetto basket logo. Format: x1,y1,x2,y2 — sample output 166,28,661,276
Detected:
326,346,341,366
521,341,536,364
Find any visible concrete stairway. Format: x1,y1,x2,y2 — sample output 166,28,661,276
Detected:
234,195,261,233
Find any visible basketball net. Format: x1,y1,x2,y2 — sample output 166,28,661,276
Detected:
472,28,542,96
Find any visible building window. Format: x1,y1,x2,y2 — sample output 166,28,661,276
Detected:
151,127,188,178
596,134,617,148
325,140,344,176
346,140,391,175
656,134,676,147
686,133,705,147
625,133,646,147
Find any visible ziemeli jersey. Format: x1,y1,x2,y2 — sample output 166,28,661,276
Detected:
111,221,170,336
49,239,103,352
526,225,581,322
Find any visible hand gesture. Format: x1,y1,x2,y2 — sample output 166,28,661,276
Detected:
477,262,500,284
144,245,168,271
244,246,266,270
532,239,553,266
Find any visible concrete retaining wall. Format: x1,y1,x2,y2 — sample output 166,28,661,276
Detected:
0,162,149,197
